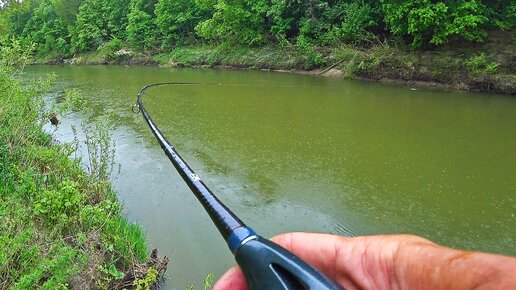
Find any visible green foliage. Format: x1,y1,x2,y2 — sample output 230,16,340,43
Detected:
0,0,513,56
52,0,82,26
1,227,82,290
133,267,158,290
71,0,131,53
320,2,379,44
499,3,516,29
381,0,489,47
97,37,123,61
184,273,215,290
127,0,158,51
155,0,207,48
267,0,312,41
0,45,86,288
99,264,125,280
105,216,148,264
483,1,516,30
33,180,85,224
0,46,150,288
155,0,213,48
295,37,326,69
62,88,89,112
0,0,39,36
466,52,499,75
21,0,70,55
12,243,81,290
203,273,215,289
83,119,120,182
104,0,131,40
71,0,109,53
195,0,268,46
0,37,33,69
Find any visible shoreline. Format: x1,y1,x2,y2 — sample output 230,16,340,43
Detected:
33,58,515,96
32,31,515,96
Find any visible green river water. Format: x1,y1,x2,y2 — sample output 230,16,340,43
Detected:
27,65,515,289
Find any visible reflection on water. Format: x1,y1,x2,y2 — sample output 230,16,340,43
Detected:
29,65,516,289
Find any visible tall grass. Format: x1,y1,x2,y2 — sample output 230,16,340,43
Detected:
0,39,150,289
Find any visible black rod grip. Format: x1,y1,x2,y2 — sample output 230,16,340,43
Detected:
236,236,345,290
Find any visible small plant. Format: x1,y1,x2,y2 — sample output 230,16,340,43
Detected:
0,37,34,71
184,273,215,290
97,38,123,61
466,53,499,76
32,180,85,225
203,273,215,290
61,88,88,113
295,37,326,69
83,119,120,183
99,264,125,280
133,267,158,290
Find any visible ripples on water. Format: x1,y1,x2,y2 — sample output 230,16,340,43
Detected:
30,65,516,289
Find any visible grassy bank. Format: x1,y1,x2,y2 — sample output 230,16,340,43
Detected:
0,43,166,288
41,30,516,95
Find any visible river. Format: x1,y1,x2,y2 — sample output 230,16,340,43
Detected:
27,65,516,289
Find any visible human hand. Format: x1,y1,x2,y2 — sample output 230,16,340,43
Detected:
213,232,516,290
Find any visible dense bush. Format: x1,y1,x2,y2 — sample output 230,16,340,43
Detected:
381,0,489,47
71,0,110,53
155,0,207,47
126,0,158,50
195,0,268,46
320,1,379,44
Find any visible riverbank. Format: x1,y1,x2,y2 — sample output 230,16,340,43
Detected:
0,47,167,289
34,30,515,95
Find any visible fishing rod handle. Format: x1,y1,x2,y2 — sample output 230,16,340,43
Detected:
235,235,345,290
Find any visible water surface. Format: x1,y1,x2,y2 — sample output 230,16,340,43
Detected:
28,65,516,289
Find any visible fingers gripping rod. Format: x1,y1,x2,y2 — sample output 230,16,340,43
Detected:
134,83,344,290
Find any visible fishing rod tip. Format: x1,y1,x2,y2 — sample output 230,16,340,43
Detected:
131,104,140,114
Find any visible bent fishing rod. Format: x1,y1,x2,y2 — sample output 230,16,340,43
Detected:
133,82,344,290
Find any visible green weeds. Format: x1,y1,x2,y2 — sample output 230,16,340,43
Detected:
84,120,120,184
133,268,158,290
0,42,157,289
466,52,500,76
185,273,215,290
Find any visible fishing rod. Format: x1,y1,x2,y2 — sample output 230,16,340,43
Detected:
133,82,344,290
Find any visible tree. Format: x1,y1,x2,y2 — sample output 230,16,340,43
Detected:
71,0,109,52
483,0,515,30
71,0,130,53
155,0,208,47
126,0,158,50
195,0,269,46
0,0,39,36
52,0,82,26
105,0,131,40
268,0,316,41
381,0,489,47
319,1,379,44
21,0,70,55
